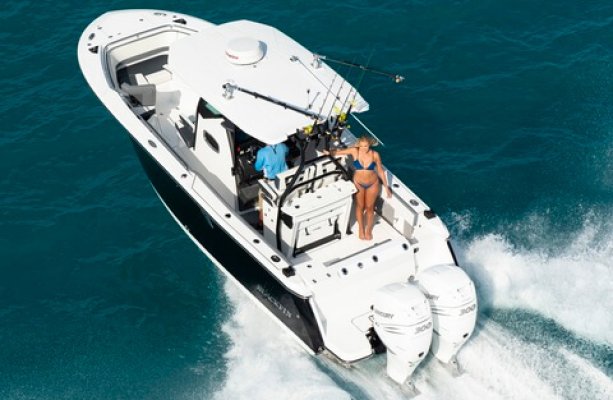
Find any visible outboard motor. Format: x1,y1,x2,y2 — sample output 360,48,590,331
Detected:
372,282,433,384
416,265,477,365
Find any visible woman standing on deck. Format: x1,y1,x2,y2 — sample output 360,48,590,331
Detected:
324,136,392,240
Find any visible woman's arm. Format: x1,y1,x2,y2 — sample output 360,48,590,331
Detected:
375,152,392,198
323,147,356,157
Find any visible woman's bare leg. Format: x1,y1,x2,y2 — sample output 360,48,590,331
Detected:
354,185,366,240
364,183,380,240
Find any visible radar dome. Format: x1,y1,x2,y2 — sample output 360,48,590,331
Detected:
225,37,265,65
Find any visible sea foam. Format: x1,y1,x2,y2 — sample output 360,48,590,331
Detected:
455,214,613,345
214,212,612,398
212,281,352,400
215,278,612,399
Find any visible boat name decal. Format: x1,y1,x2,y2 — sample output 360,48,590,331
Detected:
415,321,433,334
256,285,293,319
459,304,476,316
373,308,393,319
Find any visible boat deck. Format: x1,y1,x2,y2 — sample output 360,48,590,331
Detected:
113,51,417,298
293,215,413,292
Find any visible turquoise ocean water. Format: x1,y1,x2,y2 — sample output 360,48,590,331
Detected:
1,1,612,398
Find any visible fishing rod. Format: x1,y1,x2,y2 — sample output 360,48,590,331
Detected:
222,82,319,119
345,49,374,113
316,69,339,119
324,70,347,123
327,49,389,147
313,53,404,83
293,60,342,141
323,52,362,124
330,49,374,134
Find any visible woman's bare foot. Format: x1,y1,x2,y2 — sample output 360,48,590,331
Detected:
365,231,373,241
358,230,366,240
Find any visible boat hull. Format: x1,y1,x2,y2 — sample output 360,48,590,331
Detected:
131,137,324,353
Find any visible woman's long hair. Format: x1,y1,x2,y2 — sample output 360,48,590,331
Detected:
356,135,378,147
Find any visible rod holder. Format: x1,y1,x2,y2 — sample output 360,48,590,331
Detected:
222,82,235,99
311,53,322,69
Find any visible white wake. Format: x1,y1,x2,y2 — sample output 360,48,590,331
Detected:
455,212,613,345
213,279,612,399
212,281,352,400
212,212,612,399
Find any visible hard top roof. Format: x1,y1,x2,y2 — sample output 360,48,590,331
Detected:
169,20,368,144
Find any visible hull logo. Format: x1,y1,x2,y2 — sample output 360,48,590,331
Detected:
256,285,293,319
415,321,433,334
459,304,476,316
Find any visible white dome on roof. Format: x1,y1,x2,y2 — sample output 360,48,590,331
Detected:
225,37,265,65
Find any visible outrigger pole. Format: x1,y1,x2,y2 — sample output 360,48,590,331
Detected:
312,54,405,83
350,113,386,147
222,83,319,119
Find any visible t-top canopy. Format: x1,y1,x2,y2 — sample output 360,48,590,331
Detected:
168,20,369,144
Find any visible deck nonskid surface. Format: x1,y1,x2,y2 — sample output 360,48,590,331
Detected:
293,215,410,289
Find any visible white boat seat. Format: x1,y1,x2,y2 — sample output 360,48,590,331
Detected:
120,82,156,106
275,179,356,257
148,114,181,148
133,73,148,85
146,69,172,85
155,89,181,117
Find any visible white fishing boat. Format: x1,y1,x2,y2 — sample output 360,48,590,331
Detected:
78,9,478,387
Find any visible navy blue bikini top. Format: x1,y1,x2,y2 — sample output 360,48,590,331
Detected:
353,159,376,171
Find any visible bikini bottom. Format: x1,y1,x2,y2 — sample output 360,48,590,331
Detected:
356,181,377,190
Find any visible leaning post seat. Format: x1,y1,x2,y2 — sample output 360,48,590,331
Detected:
279,179,356,257
260,161,356,258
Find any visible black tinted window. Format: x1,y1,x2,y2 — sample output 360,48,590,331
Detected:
204,131,219,153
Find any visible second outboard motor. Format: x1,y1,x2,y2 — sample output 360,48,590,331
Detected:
416,264,477,365
372,282,433,384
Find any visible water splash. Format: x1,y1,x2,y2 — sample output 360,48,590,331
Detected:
215,210,612,398
215,276,612,399
455,214,613,345
213,281,352,400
